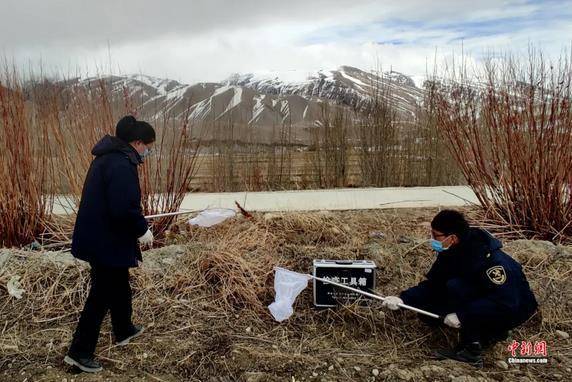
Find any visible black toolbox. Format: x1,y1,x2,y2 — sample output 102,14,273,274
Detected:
313,259,377,307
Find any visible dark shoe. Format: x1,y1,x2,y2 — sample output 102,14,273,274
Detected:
482,331,509,350
433,342,484,368
64,354,103,373
432,342,463,360
115,325,144,346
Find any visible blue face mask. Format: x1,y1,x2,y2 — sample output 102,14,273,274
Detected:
430,238,449,253
140,148,152,159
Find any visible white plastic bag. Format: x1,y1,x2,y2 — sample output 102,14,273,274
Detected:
188,208,236,228
7,275,25,299
268,267,310,322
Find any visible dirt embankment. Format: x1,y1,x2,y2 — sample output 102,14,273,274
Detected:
1,208,571,381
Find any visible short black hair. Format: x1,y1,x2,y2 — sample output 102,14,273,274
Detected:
431,209,469,237
115,115,156,144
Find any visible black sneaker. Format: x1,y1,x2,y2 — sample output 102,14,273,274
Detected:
432,343,463,360
482,331,509,350
115,325,144,346
433,342,484,368
64,354,103,373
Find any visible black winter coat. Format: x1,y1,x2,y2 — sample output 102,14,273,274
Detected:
71,135,148,268
400,228,538,327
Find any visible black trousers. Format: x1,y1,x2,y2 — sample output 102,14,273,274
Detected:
69,264,134,358
412,286,514,346
419,310,511,346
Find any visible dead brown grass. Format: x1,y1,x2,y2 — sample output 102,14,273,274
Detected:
1,208,570,381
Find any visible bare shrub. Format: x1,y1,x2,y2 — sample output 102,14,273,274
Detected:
139,109,203,239
0,66,56,247
1,65,202,246
432,49,572,241
356,82,399,186
312,104,349,188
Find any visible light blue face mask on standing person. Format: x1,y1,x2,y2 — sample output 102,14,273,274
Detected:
140,147,152,159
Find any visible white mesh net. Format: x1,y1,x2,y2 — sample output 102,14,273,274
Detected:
268,267,310,322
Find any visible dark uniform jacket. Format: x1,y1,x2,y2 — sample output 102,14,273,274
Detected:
71,135,148,268
400,228,537,327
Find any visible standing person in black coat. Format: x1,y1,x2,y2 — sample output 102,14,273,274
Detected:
382,210,538,368
64,116,155,373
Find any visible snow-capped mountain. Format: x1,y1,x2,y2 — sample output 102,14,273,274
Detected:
63,66,425,142
225,66,423,114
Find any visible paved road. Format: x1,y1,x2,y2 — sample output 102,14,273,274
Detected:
53,186,478,215
179,186,478,212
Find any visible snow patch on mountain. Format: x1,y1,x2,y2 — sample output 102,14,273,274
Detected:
68,65,425,141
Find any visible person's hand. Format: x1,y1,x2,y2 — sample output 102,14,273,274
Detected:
444,313,461,328
138,229,154,246
382,296,403,310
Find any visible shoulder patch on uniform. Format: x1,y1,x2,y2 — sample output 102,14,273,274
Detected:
486,265,506,285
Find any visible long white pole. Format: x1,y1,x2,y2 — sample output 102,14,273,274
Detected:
144,210,197,219
46,210,199,249
309,274,442,319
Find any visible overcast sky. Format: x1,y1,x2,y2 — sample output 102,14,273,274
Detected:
1,0,571,83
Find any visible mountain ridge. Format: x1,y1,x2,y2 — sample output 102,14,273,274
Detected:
59,66,426,142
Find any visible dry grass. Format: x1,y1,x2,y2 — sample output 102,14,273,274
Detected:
1,208,570,381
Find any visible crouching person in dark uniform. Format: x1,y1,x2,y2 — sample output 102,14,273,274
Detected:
64,116,155,373
382,210,537,367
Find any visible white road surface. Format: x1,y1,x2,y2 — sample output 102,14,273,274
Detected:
53,186,479,215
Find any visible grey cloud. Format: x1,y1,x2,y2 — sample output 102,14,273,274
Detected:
1,0,566,84
0,0,374,49
1,0,534,50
